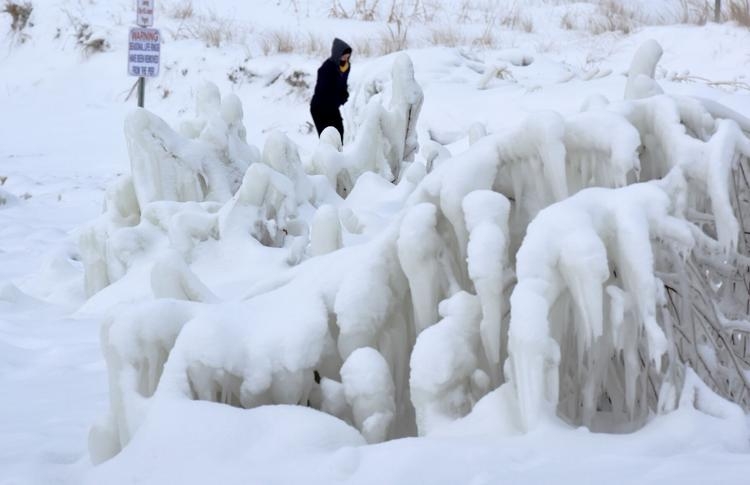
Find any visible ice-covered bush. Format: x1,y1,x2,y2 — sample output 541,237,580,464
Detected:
79,83,309,296
307,53,423,197
503,42,750,431
90,45,750,465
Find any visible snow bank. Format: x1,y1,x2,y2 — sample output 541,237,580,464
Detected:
87,401,365,485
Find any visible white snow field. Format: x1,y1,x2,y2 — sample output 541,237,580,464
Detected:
2,0,750,484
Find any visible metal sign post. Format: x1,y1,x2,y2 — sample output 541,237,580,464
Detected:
128,1,159,108
137,77,145,107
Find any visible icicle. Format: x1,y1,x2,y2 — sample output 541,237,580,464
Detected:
310,205,342,256
397,204,444,334
463,190,511,385
624,39,664,100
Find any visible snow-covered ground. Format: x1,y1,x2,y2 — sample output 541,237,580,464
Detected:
2,1,750,484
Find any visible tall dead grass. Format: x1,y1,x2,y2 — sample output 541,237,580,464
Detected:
169,9,249,47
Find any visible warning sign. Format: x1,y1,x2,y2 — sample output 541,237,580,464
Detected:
128,28,160,77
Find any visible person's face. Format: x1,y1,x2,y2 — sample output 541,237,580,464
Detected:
341,53,351,63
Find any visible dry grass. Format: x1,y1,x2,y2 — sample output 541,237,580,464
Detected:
2,0,32,32
378,19,409,55
260,30,295,55
259,30,328,57
728,0,750,26
303,32,329,57
61,10,109,57
153,0,750,58
170,10,248,48
285,70,310,89
588,0,635,35
345,21,412,57
688,0,750,25
228,65,256,85
472,12,500,49
560,11,576,30
387,0,434,23
678,0,711,24
520,15,534,33
82,36,108,56
428,25,465,47
165,0,194,20
75,23,98,53
328,0,438,23
329,0,380,20
500,8,534,33
351,37,375,57
473,29,497,49
456,0,473,23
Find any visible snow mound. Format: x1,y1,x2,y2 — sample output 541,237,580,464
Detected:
0,187,19,208
87,400,364,485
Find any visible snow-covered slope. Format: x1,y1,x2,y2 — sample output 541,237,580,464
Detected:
2,1,750,484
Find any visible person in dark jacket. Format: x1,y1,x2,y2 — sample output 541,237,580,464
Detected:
310,38,352,142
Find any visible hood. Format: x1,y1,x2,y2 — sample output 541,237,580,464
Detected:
330,38,352,61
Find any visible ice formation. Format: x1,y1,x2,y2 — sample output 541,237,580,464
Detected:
79,84,311,296
307,53,424,196
88,44,750,463
410,292,485,435
341,347,396,443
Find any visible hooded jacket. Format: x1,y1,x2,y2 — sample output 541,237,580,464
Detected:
311,38,352,112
